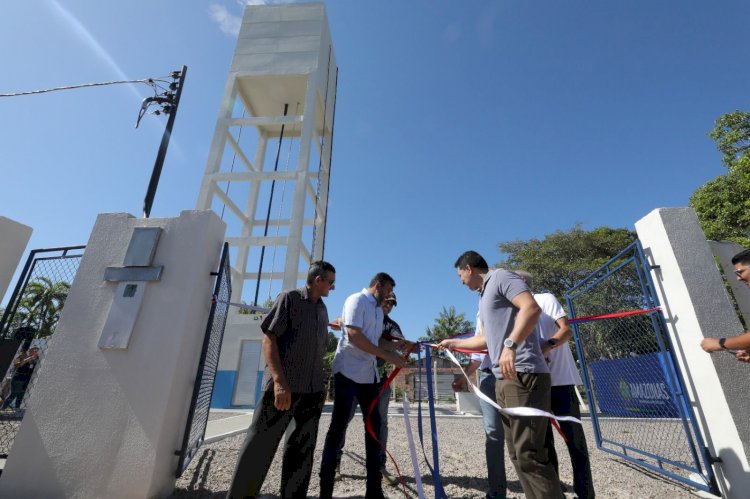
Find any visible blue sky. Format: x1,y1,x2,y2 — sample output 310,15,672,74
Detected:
2,1,749,341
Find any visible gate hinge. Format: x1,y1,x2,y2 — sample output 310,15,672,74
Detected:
650,264,661,270
708,454,722,464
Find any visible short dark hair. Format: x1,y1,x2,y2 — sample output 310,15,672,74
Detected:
454,250,489,272
307,260,336,284
369,272,396,288
731,249,750,266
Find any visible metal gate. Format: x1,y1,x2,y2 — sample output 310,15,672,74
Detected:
565,240,718,494
0,245,85,456
176,242,232,477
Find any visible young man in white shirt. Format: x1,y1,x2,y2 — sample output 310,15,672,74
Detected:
516,270,595,499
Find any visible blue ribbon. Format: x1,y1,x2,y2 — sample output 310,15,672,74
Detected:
423,345,448,498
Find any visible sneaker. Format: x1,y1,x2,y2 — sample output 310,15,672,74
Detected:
334,464,342,482
381,467,399,486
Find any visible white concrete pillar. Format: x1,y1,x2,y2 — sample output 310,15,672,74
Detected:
0,210,226,498
635,207,750,498
0,216,33,303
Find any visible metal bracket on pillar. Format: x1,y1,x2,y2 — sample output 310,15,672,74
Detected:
99,227,164,350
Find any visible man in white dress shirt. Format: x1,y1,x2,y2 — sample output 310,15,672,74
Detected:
318,273,406,499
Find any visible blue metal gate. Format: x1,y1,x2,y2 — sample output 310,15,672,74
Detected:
565,241,719,494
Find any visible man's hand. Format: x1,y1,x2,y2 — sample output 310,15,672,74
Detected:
736,350,750,363
274,382,292,411
700,338,722,352
437,339,459,351
541,343,553,357
499,348,517,380
329,317,343,331
451,375,466,392
384,351,407,368
394,338,414,352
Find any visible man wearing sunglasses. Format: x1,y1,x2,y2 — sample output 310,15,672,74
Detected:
701,248,750,362
226,260,336,499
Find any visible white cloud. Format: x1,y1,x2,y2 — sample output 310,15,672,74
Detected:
209,4,242,36
211,0,305,36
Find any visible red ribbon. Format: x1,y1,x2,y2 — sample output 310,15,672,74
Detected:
364,344,416,497
569,307,660,323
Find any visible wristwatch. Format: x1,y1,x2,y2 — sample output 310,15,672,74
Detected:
719,338,727,350
503,338,518,350
547,338,558,348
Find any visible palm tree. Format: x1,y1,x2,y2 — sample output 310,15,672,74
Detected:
15,277,71,338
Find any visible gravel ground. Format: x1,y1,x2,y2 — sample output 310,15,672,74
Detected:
173,407,700,499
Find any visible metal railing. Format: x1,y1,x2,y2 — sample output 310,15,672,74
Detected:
0,245,85,456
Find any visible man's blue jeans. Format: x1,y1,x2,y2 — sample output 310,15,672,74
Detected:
479,370,507,499
320,373,383,499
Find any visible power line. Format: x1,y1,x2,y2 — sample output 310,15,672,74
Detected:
0,78,170,98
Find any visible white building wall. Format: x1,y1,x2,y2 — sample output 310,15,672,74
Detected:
0,216,33,303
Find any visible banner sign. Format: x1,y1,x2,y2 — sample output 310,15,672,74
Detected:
589,353,681,418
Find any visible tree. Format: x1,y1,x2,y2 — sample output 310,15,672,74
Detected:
689,110,750,247
238,297,275,315
497,225,637,299
420,306,474,343
14,277,71,338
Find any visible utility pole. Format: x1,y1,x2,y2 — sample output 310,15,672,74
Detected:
143,65,187,218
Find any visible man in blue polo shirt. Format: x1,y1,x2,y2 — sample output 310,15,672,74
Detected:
319,272,407,499
439,251,563,499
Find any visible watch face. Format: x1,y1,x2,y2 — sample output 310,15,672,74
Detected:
503,338,515,348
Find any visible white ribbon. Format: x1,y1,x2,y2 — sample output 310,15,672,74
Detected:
215,297,270,313
402,397,426,499
443,349,582,424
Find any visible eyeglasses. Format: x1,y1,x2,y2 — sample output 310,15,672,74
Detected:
734,266,749,277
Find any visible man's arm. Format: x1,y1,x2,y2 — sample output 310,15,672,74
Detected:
541,317,573,356
499,291,541,380
262,333,291,410
701,331,750,353
346,326,406,368
437,335,487,351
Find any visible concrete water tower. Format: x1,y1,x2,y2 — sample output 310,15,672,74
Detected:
196,2,337,408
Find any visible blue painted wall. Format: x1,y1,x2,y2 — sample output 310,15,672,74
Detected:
211,370,264,409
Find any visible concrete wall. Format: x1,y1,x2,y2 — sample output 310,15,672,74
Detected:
635,207,750,498
212,313,265,409
0,211,226,498
0,216,32,303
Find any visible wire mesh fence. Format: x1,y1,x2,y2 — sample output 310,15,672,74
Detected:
0,246,84,456
567,241,715,492
176,243,232,477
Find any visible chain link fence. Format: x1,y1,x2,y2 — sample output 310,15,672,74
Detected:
567,241,715,492
176,243,232,477
0,246,84,456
